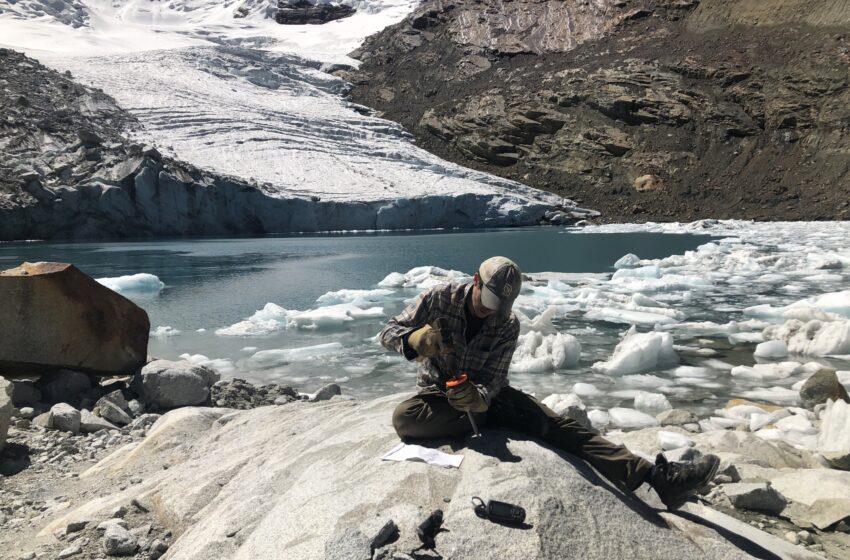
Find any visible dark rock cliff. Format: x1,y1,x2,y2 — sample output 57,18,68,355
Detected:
347,0,850,221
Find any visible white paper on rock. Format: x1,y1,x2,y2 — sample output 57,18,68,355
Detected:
381,442,464,468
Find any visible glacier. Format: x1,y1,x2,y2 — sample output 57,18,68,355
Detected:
0,0,575,235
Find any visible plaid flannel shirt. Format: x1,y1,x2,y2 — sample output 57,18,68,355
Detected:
379,281,520,404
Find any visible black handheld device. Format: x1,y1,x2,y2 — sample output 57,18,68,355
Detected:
416,509,445,549
472,497,526,526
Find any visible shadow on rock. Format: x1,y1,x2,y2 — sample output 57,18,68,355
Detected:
673,510,783,560
0,442,32,476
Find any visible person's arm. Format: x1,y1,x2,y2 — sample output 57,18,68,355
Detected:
379,289,434,361
476,318,520,405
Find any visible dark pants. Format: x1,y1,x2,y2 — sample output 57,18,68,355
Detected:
392,386,653,491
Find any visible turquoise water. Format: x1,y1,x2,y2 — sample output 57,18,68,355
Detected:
0,227,716,402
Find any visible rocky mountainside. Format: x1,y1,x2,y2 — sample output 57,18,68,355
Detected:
347,0,850,221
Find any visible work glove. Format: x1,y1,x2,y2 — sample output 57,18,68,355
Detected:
447,382,488,413
407,324,447,359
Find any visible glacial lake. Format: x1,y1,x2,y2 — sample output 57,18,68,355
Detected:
5,224,848,419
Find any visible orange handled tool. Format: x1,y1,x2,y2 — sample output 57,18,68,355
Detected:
446,373,481,437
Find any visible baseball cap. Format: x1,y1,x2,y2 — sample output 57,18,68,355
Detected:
478,256,522,315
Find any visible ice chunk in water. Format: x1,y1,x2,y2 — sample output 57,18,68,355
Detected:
97,273,164,294
573,382,604,397
541,393,585,417
634,391,672,414
585,307,680,326
839,371,850,392
738,386,800,405
588,409,610,429
378,266,470,289
620,374,669,388
150,325,180,338
609,407,659,429
249,342,345,367
614,253,641,269
316,288,394,306
216,303,292,336
288,304,385,329
762,319,850,356
753,340,788,359
730,362,803,381
178,353,235,375
819,398,850,453
511,331,581,372
592,327,678,375
793,290,850,318
671,365,715,378
658,431,694,450
611,265,661,279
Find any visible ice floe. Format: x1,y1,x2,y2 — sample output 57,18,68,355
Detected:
762,319,850,356
511,331,581,372
608,408,659,429
150,325,181,338
97,273,164,294
592,328,678,375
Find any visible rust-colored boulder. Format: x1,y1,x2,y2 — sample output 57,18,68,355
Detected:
0,262,149,376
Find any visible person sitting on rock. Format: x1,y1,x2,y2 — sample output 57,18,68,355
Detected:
380,255,719,510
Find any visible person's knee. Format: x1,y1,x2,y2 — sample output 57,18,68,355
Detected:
392,400,418,438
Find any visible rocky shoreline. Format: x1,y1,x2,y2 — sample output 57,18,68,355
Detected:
0,367,345,560
2,356,849,559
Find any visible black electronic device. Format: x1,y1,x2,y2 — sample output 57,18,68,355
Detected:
472,497,526,526
415,509,444,550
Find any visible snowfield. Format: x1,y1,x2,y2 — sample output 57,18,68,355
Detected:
0,0,565,222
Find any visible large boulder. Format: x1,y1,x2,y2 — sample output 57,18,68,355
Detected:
0,262,149,375
132,360,220,408
0,376,12,452
51,403,81,434
800,368,850,410
47,396,785,560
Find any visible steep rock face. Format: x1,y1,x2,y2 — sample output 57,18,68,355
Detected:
348,0,850,221
275,0,355,25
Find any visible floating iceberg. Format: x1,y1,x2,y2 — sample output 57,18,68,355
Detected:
762,319,850,356
150,325,181,338
249,343,346,367
608,407,659,429
634,391,672,414
592,327,678,375
753,340,788,359
97,273,164,294
511,331,581,372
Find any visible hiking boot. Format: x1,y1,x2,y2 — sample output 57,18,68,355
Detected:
648,452,720,510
